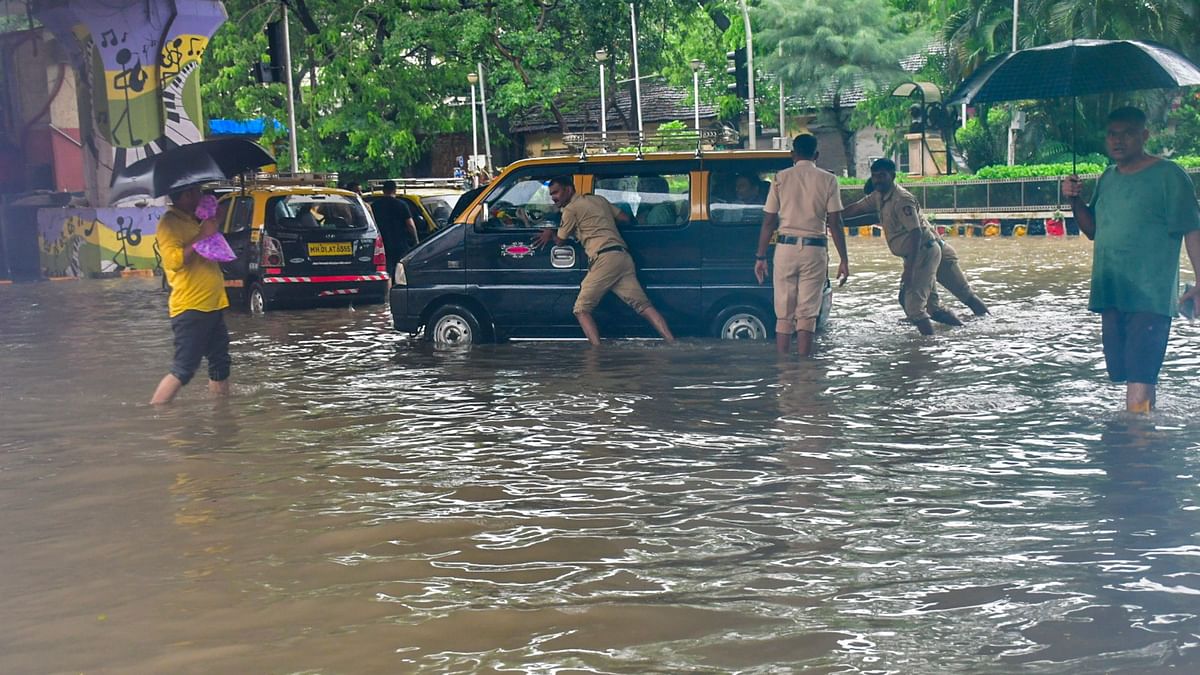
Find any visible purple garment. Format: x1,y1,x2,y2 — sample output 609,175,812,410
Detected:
193,232,236,262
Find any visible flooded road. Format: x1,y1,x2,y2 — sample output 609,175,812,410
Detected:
2,237,1200,674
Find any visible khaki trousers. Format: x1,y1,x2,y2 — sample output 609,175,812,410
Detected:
772,241,828,334
903,234,978,322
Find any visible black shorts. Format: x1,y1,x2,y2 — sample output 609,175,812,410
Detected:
1101,310,1172,385
170,309,231,385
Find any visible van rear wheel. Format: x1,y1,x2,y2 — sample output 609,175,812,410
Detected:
426,304,486,347
712,305,771,340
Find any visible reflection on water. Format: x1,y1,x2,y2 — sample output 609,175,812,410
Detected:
2,237,1199,673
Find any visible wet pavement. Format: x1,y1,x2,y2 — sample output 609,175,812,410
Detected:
2,236,1200,673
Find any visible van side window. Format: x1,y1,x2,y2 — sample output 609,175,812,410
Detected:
226,197,255,233
594,173,689,228
708,167,781,226
480,174,558,230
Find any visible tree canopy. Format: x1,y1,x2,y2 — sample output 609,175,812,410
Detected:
200,0,1200,178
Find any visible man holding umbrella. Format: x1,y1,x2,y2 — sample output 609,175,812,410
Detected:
1063,106,1200,413
149,184,231,405
112,138,274,404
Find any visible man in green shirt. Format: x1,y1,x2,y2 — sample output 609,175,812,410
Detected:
1064,106,1200,413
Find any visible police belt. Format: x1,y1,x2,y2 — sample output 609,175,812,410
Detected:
596,245,628,256
777,235,826,247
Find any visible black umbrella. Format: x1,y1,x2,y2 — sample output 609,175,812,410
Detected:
947,39,1200,105
112,138,276,198
946,39,1200,171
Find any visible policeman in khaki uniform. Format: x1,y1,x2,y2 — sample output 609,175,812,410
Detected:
533,175,675,346
843,158,988,335
755,134,850,356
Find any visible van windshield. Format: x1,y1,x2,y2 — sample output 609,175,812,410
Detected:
268,195,372,231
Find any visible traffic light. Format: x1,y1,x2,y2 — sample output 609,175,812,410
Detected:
252,61,277,84
726,48,748,99
253,20,287,84
266,20,287,68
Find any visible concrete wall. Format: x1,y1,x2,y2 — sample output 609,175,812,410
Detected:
37,205,166,278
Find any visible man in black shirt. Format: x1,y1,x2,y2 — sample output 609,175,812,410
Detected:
372,180,418,275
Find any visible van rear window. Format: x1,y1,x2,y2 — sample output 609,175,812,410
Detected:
268,195,371,231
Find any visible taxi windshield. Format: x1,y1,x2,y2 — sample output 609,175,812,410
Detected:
268,195,371,231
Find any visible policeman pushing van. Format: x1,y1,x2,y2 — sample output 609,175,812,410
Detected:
532,175,676,345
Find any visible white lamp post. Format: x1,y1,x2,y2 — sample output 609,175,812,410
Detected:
596,48,608,141
477,63,493,175
467,71,479,186
690,59,703,132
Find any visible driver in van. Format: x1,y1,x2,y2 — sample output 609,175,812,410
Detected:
531,175,676,346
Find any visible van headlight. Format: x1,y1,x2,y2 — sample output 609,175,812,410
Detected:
393,262,407,286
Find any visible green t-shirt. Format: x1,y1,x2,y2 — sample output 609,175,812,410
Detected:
1089,159,1200,316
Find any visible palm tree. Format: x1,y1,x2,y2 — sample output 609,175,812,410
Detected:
754,0,927,174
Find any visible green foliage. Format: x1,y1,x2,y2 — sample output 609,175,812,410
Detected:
1149,93,1200,157
201,0,726,179
974,162,1106,178
955,106,1008,171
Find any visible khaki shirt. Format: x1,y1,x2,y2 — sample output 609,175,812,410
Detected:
764,160,843,237
156,207,229,317
557,193,627,260
868,185,930,258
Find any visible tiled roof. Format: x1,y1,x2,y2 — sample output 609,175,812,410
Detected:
510,80,719,133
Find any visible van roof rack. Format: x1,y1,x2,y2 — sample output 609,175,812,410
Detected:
366,177,470,191
562,126,741,160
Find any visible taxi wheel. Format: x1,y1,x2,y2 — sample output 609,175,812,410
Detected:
712,305,771,340
248,282,272,314
426,304,485,347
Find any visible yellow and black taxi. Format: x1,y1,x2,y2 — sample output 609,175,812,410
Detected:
388,145,834,345
364,177,468,241
214,175,388,312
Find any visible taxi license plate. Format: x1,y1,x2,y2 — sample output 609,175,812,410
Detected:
308,242,352,257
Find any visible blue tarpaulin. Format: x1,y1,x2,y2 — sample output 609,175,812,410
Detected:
208,118,285,137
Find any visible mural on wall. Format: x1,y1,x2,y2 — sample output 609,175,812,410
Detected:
38,206,166,278
34,0,227,192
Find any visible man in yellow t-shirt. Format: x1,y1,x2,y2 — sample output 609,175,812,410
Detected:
149,185,231,404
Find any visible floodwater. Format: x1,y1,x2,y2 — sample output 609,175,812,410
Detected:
2,237,1199,674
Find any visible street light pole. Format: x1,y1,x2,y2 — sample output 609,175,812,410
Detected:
777,45,786,144
737,0,757,150
280,1,298,171
1007,0,1018,166
477,63,493,175
690,59,703,132
596,49,608,141
467,72,479,186
629,3,644,137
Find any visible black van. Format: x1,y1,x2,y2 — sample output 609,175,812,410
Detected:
388,151,834,345
217,185,389,312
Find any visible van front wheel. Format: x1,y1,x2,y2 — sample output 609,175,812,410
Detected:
426,304,485,347
712,305,771,340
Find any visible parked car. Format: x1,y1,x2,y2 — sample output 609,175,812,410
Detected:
216,181,389,312
389,150,834,345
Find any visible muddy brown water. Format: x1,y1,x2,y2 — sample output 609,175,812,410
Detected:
2,237,1199,674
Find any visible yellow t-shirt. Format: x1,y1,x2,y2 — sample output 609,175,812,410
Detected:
156,207,230,317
